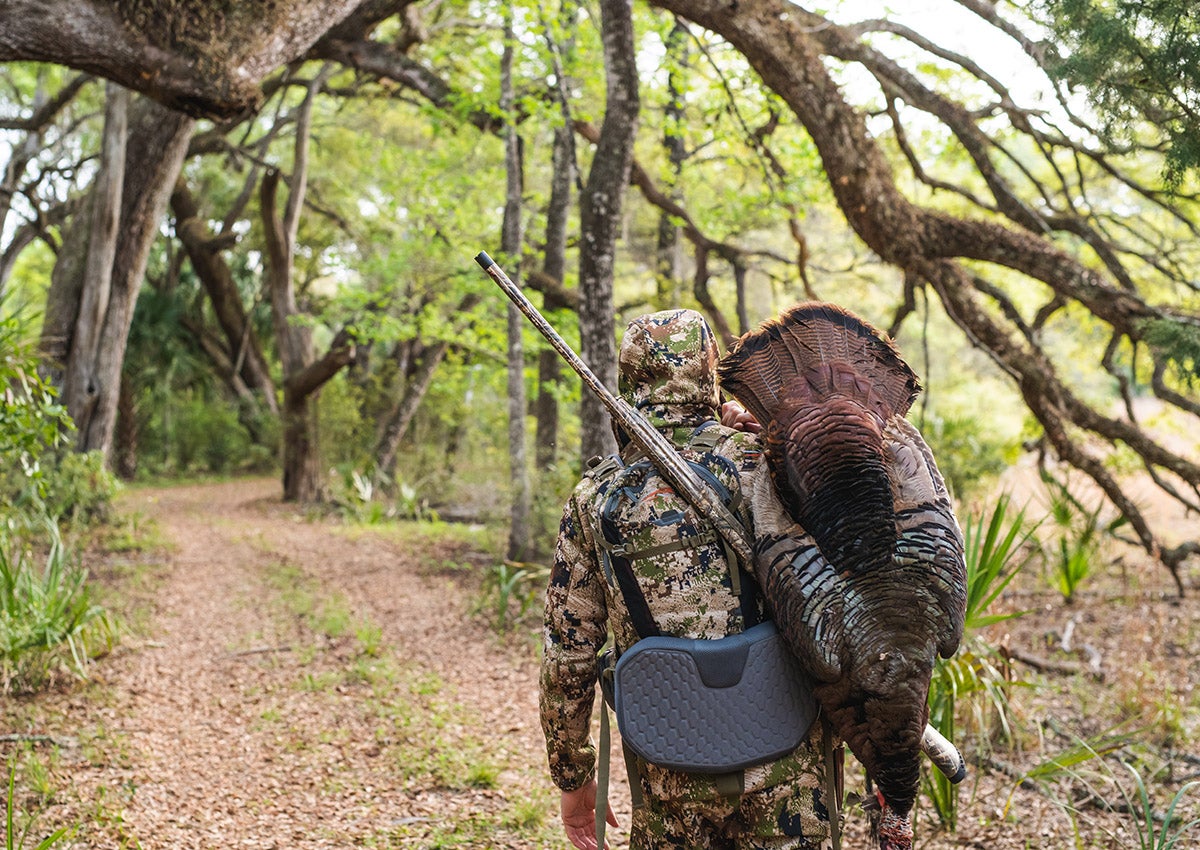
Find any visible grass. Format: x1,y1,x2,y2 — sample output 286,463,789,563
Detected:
0,520,116,694
258,554,535,807
4,758,69,850
1012,737,1200,849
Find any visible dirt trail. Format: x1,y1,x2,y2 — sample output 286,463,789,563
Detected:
24,478,606,849
12,476,1199,850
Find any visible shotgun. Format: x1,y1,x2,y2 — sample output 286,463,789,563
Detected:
473,250,966,785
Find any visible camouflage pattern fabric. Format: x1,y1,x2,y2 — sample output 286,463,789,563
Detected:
618,307,722,433
539,309,834,849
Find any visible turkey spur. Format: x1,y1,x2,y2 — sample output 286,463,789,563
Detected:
718,303,967,850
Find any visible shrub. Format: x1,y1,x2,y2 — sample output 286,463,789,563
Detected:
0,519,115,694
0,310,72,512
918,413,1014,500
34,450,119,524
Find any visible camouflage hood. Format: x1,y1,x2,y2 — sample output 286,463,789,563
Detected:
618,309,720,432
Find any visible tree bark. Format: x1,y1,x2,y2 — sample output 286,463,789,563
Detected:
40,93,194,459
0,0,365,120
534,123,572,468
170,179,279,416
61,82,127,441
578,0,639,462
501,6,532,561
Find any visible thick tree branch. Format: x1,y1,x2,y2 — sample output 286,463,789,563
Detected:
653,0,1200,585
0,0,364,119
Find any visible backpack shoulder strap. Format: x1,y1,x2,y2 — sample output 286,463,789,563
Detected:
685,422,762,628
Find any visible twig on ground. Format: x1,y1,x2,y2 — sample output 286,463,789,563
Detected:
227,645,294,657
1005,647,1105,680
0,733,79,747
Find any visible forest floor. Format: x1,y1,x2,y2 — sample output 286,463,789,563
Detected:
3,475,1199,849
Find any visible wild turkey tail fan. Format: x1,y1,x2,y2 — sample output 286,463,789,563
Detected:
717,302,920,426
719,303,921,575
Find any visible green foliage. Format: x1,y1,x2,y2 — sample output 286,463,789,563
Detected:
137,390,274,477
918,413,1013,499
1140,317,1200,387
1037,0,1200,184
962,494,1039,631
0,520,115,694
1040,477,1121,604
0,311,72,509
327,465,439,523
5,759,70,850
475,561,548,632
36,451,120,524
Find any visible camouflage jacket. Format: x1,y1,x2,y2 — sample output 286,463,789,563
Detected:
539,308,828,803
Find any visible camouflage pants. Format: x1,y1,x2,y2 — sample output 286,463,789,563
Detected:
627,747,836,850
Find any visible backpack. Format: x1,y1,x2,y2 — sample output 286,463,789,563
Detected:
587,423,818,775
592,422,759,640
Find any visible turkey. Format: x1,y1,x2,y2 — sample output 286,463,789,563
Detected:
717,303,967,850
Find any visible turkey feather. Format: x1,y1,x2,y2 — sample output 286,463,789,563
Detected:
717,302,966,848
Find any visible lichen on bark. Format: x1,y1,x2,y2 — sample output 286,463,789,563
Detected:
115,0,292,68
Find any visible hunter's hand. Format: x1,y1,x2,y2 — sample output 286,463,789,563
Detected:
721,400,762,434
561,780,619,850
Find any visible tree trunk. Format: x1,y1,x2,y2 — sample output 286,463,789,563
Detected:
260,66,353,503
40,92,194,460
656,20,689,308
534,123,571,468
578,0,639,462
534,0,579,469
262,164,320,503
281,390,323,503
501,5,532,561
61,82,127,441
170,179,279,417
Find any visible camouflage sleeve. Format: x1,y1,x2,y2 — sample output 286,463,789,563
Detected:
539,493,609,792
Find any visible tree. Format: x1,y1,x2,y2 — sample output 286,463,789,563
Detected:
260,67,356,502
500,1,531,561
39,92,193,455
577,0,639,462
1035,0,1200,185
650,0,1200,589
170,180,279,430
0,0,367,120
